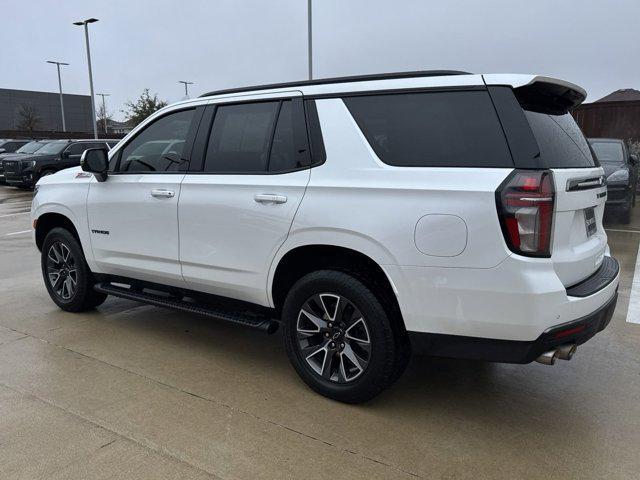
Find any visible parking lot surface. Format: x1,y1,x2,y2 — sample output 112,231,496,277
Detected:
1,186,639,480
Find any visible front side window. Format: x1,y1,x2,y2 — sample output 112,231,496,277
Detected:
344,90,513,168
64,143,91,156
204,102,278,173
117,109,195,173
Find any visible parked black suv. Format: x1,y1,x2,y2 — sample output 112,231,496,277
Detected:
0,140,53,183
2,139,118,188
0,139,30,154
589,138,638,223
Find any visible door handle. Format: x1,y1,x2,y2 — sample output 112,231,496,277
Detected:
151,189,175,199
254,194,287,204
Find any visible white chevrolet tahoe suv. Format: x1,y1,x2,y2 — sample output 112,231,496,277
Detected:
32,71,619,403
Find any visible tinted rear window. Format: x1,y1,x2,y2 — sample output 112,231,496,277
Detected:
523,111,595,168
343,90,513,168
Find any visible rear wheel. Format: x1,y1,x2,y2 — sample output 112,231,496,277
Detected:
41,227,107,312
282,270,404,403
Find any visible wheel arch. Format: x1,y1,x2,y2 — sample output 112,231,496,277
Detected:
35,212,82,252
270,244,406,333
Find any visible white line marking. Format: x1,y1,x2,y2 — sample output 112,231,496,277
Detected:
627,242,640,324
605,228,640,234
4,230,31,236
0,212,29,218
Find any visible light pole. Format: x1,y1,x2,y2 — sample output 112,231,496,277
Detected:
73,18,99,139
97,93,110,134
46,60,69,132
308,0,312,80
179,80,194,98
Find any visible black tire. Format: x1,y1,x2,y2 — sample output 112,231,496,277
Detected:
282,270,403,403
41,227,107,312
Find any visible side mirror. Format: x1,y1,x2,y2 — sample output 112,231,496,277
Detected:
0,148,6,154
630,154,638,166
81,148,109,182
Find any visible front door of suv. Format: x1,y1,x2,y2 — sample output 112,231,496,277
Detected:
87,107,202,286
179,93,311,305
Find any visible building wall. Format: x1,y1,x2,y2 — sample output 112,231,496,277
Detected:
0,88,93,133
572,101,640,140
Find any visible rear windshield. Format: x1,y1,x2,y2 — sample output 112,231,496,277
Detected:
523,111,596,168
344,90,513,168
589,141,624,164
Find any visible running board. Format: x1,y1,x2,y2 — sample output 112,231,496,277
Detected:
94,282,279,334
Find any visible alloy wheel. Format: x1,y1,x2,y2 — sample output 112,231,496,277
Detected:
296,293,371,383
46,241,77,300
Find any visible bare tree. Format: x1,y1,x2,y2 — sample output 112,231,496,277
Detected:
15,104,41,133
97,103,113,134
628,138,640,158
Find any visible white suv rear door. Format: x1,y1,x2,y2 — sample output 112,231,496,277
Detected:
87,107,203,287
178,92,311,305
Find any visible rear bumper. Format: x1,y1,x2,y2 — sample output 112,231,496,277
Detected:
408,289,617,362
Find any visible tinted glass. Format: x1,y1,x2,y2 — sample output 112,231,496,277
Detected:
16,141,47,154
65,143,90,156
204,102,278,173
269,101,300,172
590,141,624,164
36,141,69,155
1,142,22,152
523,111,595,168
304,100,326,165
344,91,513,168
118,109,194,172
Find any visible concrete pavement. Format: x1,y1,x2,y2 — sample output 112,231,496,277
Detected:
0,186,639,480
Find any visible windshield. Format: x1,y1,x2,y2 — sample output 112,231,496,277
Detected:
590,141,624,164
35,142,69,155
16,141,48,154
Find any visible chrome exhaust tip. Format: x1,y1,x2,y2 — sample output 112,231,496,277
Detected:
535,349,558,365
556,343,577,361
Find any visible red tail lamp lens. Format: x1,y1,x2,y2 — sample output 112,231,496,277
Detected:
496,170,555,257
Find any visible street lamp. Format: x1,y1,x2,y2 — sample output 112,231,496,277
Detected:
308,0,312,80
179,80,194,98
73,17,99,139
46,60,69,132
97,93,110,134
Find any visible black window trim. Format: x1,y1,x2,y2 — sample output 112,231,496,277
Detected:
187,96,314,176
110,105,205,175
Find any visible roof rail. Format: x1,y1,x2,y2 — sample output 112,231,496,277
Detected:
199,70,471,98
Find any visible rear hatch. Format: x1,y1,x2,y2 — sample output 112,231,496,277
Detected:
521,101,607,287
489,76,608,287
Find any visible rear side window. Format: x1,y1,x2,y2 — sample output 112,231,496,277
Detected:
343,91,513,168
204,102,278,173
202,99,310,174
590,141,624,164
523,111,595,168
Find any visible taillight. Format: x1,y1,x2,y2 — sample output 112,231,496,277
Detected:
496,170,555,257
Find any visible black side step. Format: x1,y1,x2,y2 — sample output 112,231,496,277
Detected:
94,282,279,334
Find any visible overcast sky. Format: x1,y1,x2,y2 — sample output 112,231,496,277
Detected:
2,0,639,121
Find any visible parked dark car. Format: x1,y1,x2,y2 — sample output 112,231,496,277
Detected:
0,140,52,183
0,139,30,154
589,138,639,223
2,139,118,188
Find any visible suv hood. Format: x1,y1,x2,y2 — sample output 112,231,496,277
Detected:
0,152,32,162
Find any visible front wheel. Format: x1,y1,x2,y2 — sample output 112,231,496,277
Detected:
282,270,404,403
41,227,107,312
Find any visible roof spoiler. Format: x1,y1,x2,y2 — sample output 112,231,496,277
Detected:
483,74,587,114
